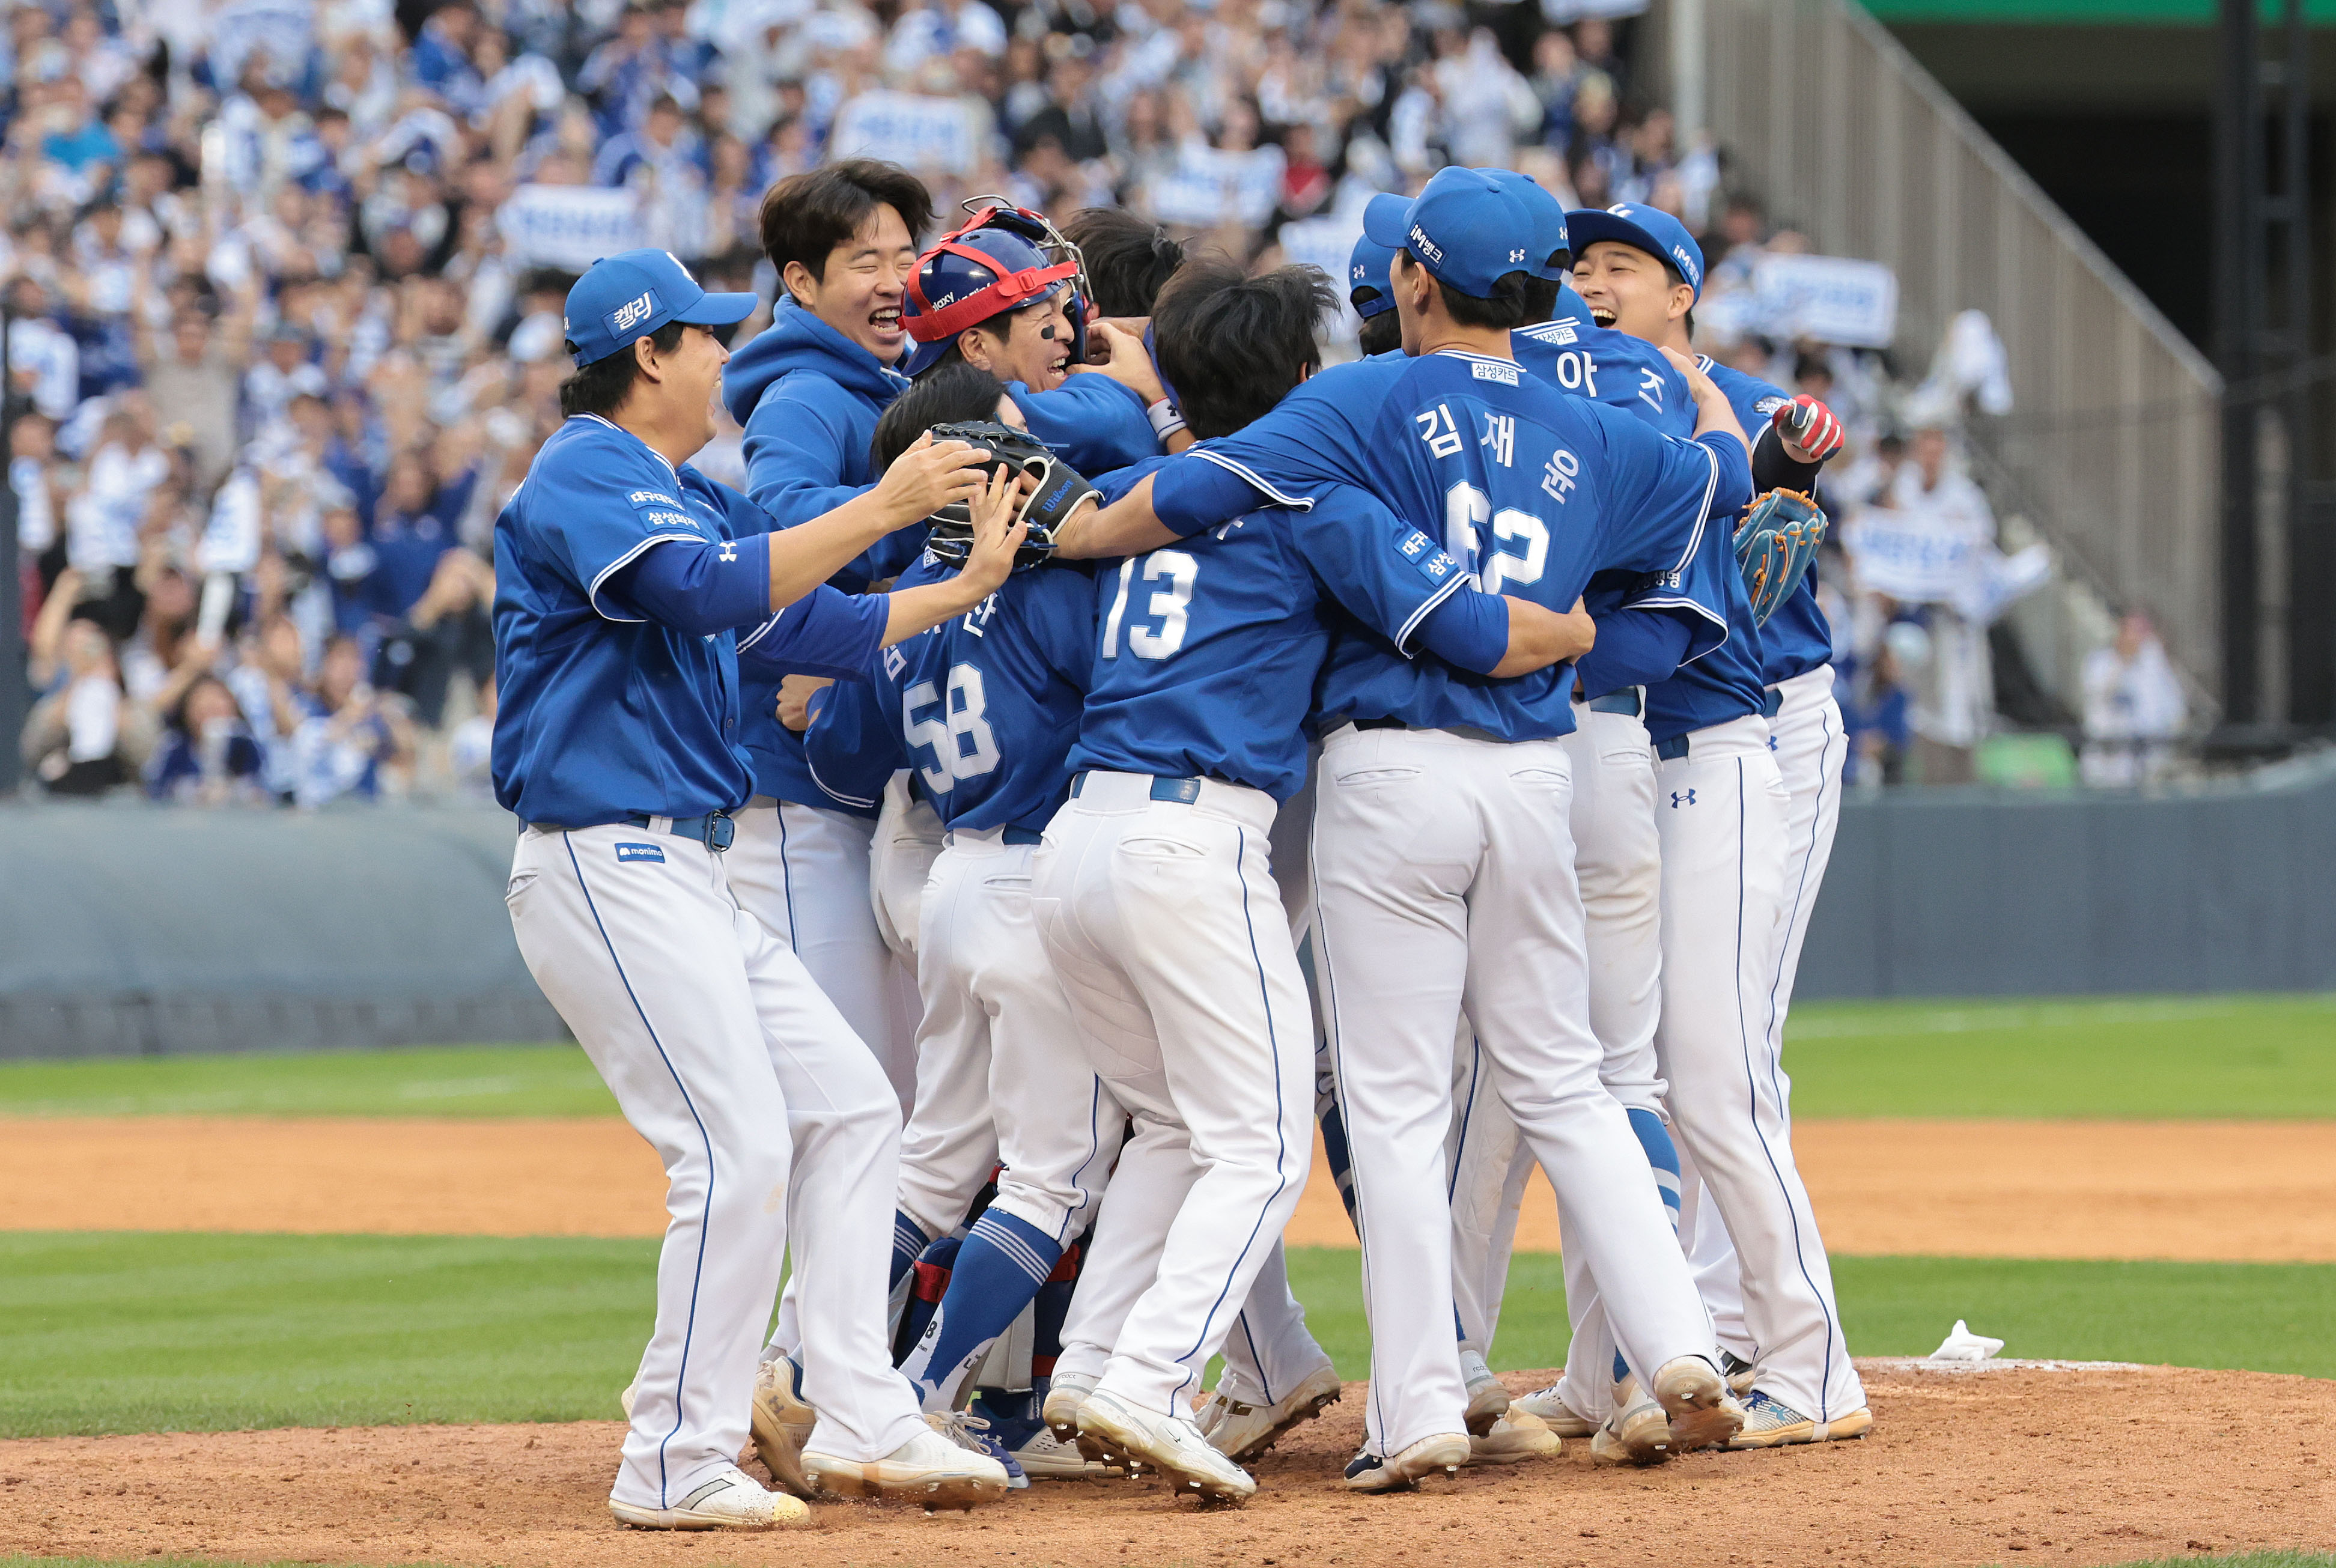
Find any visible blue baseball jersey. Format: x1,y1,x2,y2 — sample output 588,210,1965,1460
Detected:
1011,373,1161,477
1194,351,1738,741
1072,479,1474,802
1512,308,1691,433
1701,354,1834,687
830,552,1098,833
491,415,761,827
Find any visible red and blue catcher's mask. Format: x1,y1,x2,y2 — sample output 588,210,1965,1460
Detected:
902,199,1092,378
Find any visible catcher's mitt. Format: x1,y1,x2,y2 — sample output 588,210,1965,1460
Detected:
1733,487,1828,626
922,421,1097,569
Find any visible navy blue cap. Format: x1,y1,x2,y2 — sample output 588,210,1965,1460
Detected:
1347,193,1410,320
1479,169,1569,280
1565,203,1705,301
1363,168,1538,301
563,249,758,368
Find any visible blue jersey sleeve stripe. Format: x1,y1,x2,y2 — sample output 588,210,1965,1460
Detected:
1625,592,1730,663
1664,439,1720,577
586,532,702,622
1188,449,1319,511
1392,565,1478,657
735,613,782,652
804,750,881,810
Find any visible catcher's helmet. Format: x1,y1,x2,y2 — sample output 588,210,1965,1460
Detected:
902,201,1090,378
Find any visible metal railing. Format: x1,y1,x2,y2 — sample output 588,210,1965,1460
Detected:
1679,0,2224,699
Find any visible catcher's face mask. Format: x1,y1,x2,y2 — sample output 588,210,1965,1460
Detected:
902,198,1095,377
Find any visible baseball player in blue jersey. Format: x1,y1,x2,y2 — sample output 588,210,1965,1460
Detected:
1036,258,1601,1503
1569,201,1872,1447
797,366,1124,1488
1069,170,1755,1491
720,160,937,1122
492,252,1023,1530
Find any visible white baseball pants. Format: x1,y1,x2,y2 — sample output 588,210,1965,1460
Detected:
726,798,917,1113
896,829,1125,1247
1312,725,1715,1458
1654,713,1864,1421
1681,669,1848,1359
1447,701,1670,1372
1034,771,1315,1419
505,822,925,1512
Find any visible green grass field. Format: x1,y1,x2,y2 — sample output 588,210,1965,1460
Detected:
5,993,2330,1120
2,1231,2329,1439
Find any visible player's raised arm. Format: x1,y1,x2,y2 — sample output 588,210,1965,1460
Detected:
765,433,993,608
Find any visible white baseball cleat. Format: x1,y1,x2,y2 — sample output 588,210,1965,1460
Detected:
1459,1349,1511,1436
1512,1381,1598,1438
1041,1371,1100,1441
1727,1390,1874,1449
1589,1373,1674,1466
1342,1431,1472,1493
1652,1355,1746,1453
1194,1364,1343,1463
1076,1386,1257,1504
800,1424,1013,1509
1011,1423,1125,1480
1467,1408,1562,1466
609,1465,809,1531
748,1357,818,1499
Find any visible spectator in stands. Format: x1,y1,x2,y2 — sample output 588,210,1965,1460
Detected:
147,673,267,806
2081,612,2186,788
24,580,133,797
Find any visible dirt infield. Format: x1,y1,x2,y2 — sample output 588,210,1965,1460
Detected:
0,1363,2327,1567
8,1115,2336,1260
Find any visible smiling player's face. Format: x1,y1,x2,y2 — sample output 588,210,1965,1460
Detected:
791,202,918,363
659,324,732,442
960,290,1075,392
1571,240,1690,344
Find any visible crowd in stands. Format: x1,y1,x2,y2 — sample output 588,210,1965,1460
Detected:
1,0,2176,804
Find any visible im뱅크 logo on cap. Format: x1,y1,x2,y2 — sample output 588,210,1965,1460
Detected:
1409,225,1444,264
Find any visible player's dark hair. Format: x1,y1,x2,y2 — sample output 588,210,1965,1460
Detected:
1521,277,1560,325
1405,249,1534,332
761,159,935,287
1154,260,1334,439
871,362,1009,473
1062,207,1187,317
558,320,689,419
1355,307,1402,357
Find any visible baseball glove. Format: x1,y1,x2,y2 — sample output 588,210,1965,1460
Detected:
922,421,1097,569
1732,487,1828,625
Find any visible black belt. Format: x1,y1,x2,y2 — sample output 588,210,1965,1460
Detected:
1069,771,1203,803
1587,689,1641,716
1655,735,1691,761
1763,686,1784,718
1005,825,1044,845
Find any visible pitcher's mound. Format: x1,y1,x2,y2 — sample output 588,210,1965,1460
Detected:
2,1362,2326,1567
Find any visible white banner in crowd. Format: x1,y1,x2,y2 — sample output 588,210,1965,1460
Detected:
1147,144,1286,230
1704,253,1899,348
827,91,984,175
499,185,646,272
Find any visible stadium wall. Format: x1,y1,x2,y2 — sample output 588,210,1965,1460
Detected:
4,763,2334,1060
0,804,561,1059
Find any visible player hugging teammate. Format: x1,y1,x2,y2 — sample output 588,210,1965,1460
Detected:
488,158,1865,1532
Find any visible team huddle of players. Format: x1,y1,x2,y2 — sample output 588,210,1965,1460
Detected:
491,154,1865,1532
